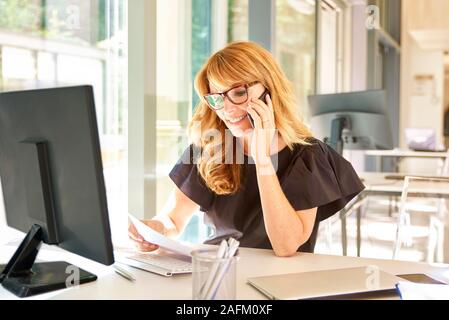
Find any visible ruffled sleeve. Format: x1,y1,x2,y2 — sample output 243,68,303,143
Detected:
280,139,365,222
168,145,215,212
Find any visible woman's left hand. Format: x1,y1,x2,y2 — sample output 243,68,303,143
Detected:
247,94,277,167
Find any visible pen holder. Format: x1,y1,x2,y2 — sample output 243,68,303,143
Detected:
191,248,238,300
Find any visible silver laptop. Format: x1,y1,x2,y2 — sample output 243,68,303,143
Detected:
247,266,403,300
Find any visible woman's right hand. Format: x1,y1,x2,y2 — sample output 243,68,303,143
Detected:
128,219,165,252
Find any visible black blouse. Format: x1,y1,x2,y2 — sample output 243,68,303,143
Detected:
169,138,365,252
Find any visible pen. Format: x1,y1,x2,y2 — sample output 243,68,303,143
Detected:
209,239,240,299
200,240,228,298
113,264,136,282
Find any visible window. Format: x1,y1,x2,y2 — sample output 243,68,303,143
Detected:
0,0,128,242
316,0,348,95
152,0,251,243
276,0,317,120
153,0,213,243
228,0,248,42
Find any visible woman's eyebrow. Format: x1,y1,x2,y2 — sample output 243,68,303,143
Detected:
209,82,244,94
209,83,222,93
222,83,245,92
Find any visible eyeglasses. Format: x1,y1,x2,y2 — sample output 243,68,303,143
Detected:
204,82,261,110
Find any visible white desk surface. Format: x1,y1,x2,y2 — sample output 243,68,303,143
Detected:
364,149,447,158
1,227,449,300
358,172,449,196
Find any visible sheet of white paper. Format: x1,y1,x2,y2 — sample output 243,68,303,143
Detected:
128,214,192,257
396,281,449,300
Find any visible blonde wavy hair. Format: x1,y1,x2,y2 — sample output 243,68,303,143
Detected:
189,41,312,195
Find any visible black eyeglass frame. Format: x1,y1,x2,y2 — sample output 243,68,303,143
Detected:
204,81,266,110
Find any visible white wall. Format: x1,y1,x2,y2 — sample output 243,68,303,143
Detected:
350,1,367,92
401,22,446,173
406,41,445,145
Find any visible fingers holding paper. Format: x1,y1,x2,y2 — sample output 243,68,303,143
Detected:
128,220,164,252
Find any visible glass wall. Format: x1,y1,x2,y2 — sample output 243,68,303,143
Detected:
153,0,256,243
228,0,248,42
0,0,127,240
275,0,316,120
154,0,213,243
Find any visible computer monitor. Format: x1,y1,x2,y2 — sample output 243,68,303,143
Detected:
0,85,114,297
308,90,394,155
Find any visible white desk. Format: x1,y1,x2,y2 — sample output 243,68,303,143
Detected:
364,149,448,172
365,150,448,159
1,227,449,300
360,172,449,197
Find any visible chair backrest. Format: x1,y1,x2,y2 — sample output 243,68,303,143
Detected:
394,175,449,262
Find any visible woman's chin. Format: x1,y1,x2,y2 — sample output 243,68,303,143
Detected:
227,126,253,138
225,119,253,137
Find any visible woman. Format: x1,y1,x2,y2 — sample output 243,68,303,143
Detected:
129,41,364,256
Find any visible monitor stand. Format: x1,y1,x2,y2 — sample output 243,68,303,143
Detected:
329,116,350,155
0,224,97,298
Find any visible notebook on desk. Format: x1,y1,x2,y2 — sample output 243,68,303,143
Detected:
247,267,403,300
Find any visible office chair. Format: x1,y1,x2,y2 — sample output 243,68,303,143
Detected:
393,176,449,263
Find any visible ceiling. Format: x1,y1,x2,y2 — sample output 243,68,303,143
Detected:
406,0,449,51
410,30,449,51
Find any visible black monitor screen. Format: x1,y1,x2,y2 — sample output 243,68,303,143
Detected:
0,85,114,266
